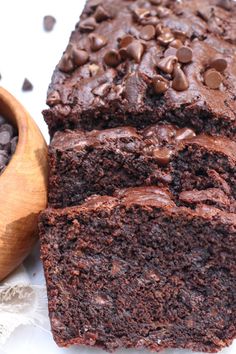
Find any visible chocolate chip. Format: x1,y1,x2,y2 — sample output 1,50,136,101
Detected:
0,131,11,145
157,56,178,74
72,49,89,66
156,6,171,18
156,24,164,36
11,136,18,154
92,83,111,97
43,15,56,32
126,41,145,63
104,50,121,67
153,147,173,166
22,78,33,91
89,64,100,76
94,5,110,22
140,16,159,26
119,35,134,48
0,124,14,137
0,150,8,168
133,8,151,21
204,69,223,89
175,128,196,141
157,32,175,46
119,48,128,60
89,33,108,52
79,17,97,32
140,25,156,41
47,91,61,106
176,46,193,64
170,39,183,49
149,0,162,4
172,30,187,43
58,53,74,73
172,64,189,91
210,57,227,72
164,47,177,57
153,75,169,94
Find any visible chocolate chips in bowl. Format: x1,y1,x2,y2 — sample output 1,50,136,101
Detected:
0,115,18,175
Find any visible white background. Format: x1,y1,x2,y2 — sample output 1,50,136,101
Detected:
0,1,235,354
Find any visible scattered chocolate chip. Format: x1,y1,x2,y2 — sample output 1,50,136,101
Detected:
153,147,173,166
176,46,193,64
172,64,189,91
156,24,164,36
157,55,178,74
127,41,145,63
204,69,223,89
119,35,134,48
133,8,150,20
104,50,121,67
58,53,74,73
140,25,156,41
172,30,187,43
72,49,89,66
43,15,56,32
89,63,100,76
170,39,183,49
22,78,33,91
92,83,111,97
149,0,162,4
47,91,61,106
153,75,169,94
209,57,227,72
164,47,177,57
89,33,108,51
140,16,159,26
175,128,196,141
119,48,128,60
79,17,97,32
94,5,110,22
156,6,171,18
157,31,175,46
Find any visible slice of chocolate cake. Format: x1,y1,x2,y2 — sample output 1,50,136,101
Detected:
43,0,236,138
39,186,236,353
48,124,236,210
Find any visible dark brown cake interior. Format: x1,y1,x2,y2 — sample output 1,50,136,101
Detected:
40,187,236,353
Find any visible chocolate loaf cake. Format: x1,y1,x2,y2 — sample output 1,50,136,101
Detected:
39,186,236,353
48,124,236,210
43,0,236,138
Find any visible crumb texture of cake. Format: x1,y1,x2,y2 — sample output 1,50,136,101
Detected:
48,124,236,211
39,187,236,353
43,0,236,138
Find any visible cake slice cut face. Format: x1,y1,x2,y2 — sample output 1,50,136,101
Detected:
48,124,236,210
43,0,236,138
39,187,236,353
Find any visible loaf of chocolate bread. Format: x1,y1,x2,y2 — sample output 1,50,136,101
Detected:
39,186,236,353
43,0,236,138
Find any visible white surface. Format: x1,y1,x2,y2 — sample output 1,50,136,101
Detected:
0,1,235,354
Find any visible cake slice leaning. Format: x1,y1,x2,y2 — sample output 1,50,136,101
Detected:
39,186,236,353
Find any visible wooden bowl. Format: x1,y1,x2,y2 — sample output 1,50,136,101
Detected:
0,87,48,281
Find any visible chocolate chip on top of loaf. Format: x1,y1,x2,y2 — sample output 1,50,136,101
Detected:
44,0,236,138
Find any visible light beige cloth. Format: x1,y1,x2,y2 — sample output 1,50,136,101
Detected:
0,265,47,345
